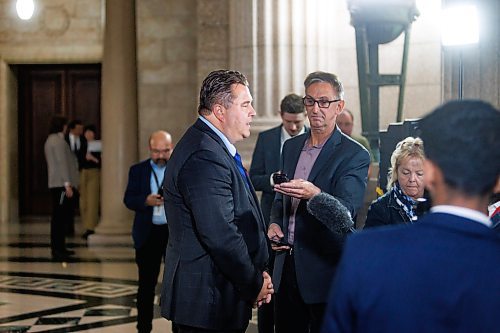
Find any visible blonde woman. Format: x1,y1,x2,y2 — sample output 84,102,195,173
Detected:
365,137,427,228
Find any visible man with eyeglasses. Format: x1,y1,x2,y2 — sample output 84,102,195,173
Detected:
267,71,370,333
123,130,176,333
250,93,308,333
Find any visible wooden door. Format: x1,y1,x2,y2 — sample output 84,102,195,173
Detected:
18,64,101,216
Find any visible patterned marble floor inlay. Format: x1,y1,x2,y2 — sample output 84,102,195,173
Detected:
35,317,81,325
0,275,136,298
0,326,30,333
0,220,257,333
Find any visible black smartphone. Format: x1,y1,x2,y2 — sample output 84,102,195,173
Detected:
273,172,289,184
271,238,290,247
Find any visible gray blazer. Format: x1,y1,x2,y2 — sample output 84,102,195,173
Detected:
44,133,79,188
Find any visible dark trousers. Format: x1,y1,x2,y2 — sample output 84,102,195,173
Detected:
177,324,246,333
135,224,169,333
50,187,76,253
274,254,326,333
258,251,275,333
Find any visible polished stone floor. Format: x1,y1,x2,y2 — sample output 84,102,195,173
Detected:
0,219,258,333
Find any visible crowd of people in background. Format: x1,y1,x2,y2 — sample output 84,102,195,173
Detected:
44,117,101,261
44,69,499,333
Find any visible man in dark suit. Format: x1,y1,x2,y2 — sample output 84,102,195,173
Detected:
64,119,84,236
268,71,370,333
124,130,174,333
322,100,500,333
65,119,86,168
160,70,273,333
250,93,307,333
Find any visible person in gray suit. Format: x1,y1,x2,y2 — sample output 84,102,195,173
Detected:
250,93,307,333
268,71,370,333
160,70,273,333
44,115,79,261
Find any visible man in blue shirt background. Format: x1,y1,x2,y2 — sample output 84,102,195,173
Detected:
124,130,174,333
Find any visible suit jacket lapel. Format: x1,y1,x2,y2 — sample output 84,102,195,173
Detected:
284,134,308,177
307,129,342,183
143,159,152,193
271,126,282,169
280,134,308,232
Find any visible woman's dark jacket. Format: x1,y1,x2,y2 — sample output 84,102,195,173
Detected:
364,189,431,229
364,189,409,229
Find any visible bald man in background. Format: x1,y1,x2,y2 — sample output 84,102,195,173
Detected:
124,131,175,333
336,109,371,156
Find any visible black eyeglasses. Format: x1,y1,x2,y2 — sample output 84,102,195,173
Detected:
303,96,341,108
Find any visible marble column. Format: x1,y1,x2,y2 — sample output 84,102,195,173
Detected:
92,0,138,238
229,0,324,162
0,61,19,224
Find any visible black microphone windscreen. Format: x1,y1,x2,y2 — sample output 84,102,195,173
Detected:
307,192,354,233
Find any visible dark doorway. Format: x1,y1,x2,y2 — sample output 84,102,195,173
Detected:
18,64,101,217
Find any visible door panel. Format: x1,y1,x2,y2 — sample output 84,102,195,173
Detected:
18,64,101,216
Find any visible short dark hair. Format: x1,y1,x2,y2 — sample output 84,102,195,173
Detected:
84,124,97,134
48,115,68,134
198,70,249,116
304,71,344,99
68,119,83,130
280,93,305,115
419,100,500,196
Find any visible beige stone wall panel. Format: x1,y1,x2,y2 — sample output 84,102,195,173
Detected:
0,0,103,62
163,37,197,63
138,41,163,65
197,0,228,26
198,26,228,61
137,0,198,158
41,5,71,36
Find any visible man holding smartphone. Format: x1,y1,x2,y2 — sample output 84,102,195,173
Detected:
123,130,174,333
250,93,308,333
268,71,370,333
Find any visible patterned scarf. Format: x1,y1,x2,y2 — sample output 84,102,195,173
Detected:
393,182,417,221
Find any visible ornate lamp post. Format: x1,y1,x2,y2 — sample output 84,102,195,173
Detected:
348,0,419,161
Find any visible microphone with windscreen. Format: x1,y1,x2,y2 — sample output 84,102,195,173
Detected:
307,192,355,234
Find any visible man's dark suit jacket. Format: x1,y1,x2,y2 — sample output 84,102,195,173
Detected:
65,133,87,169
249,125,308,225
123,159,157,249
160,119,269,331
322,212,500,333
270,128,370,304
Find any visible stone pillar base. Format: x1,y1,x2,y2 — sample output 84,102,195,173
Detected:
87,233,132,247
87,218,132,246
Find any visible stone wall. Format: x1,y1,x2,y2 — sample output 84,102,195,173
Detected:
0,0,103,63
136,0,200,156
0,0,498,223
135,0,231,158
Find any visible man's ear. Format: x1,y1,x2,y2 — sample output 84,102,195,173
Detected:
213,104,225,122
423,159,439,193
493,176,500,194
336,100,345,115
